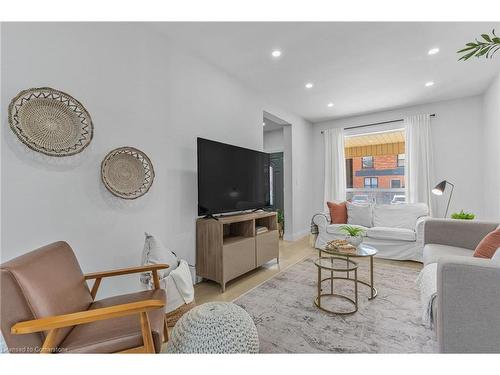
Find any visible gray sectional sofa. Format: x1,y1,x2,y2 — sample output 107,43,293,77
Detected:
423,218,500,353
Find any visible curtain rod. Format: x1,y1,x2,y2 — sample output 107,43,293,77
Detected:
320,113,436,133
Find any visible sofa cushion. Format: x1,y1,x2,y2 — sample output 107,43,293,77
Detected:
473,226,500,259
347,202,373,228
367,227,416,242
326,223,367,236
60,289,166,353
373,203,428,230
327,201,347,224
423,244,473,266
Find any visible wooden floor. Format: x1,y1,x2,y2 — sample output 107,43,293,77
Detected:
194,236,423,304
194,236,315,304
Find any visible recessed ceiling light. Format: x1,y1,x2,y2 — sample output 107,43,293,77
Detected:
428,47,440,55
425,81,435,87
305,82,313,89
262,122,266,126
327,103,334,107
271,50,282,58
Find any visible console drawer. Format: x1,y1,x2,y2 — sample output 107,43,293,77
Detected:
223,237,255,282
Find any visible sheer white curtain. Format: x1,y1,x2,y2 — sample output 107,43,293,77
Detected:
404,114,435,215
323,127,346,206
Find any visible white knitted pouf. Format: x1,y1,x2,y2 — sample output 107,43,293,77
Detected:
166,302,259,353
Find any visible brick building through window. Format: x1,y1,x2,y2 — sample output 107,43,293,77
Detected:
344,129,406,204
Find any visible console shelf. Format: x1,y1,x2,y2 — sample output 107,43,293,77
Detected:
196,211,279,292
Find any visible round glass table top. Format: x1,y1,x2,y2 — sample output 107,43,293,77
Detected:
318,243,378,257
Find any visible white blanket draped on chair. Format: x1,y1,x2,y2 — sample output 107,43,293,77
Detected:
323,127,346,206
404,114,435,216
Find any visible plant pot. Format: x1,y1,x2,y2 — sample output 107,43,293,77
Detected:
278,222,284,239
346,235,363,247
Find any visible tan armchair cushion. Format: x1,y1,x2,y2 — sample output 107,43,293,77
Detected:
60,289,166,353
1,241,93,350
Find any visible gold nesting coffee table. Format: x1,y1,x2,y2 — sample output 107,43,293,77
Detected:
314,243,378,314
314,256,359,314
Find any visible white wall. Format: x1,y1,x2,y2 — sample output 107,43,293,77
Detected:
0,22,284,298
482,72,500,221
311,96,486,219
263,129,284,153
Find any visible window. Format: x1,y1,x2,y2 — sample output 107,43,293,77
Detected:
362,156,374,169
364,177,378,188
397,153,405,167
344,129,406,204
391,179,401,188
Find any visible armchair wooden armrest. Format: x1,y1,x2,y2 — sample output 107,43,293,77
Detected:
11,299,165,353
84,263,169,280
84,264,169,297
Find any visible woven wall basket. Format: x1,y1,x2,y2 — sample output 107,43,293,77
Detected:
101,147,155,199
8,87,94,157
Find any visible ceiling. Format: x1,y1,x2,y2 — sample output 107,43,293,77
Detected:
151,22,500,123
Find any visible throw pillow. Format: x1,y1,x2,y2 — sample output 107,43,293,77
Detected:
327,201,347,224
141,232,179,285
346,201,373,228
473,226,500,259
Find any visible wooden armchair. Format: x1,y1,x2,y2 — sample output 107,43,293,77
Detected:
1,241,169,353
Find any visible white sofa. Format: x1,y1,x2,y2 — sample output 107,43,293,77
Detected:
313,203,429,261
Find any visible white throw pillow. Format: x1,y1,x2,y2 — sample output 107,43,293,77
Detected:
347,202,373,228
492,248,500,264
373,203,428,230
141,232,179,285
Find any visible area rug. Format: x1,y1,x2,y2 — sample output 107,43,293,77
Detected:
234,257,437,353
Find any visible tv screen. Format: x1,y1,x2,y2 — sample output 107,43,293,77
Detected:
197,138,270,216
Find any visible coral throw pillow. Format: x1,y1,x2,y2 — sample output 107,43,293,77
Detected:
327,201,347,224
473,227,500,259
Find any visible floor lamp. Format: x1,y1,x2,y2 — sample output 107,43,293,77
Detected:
432,180,455,218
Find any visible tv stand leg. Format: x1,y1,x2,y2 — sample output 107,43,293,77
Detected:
221,283,226,293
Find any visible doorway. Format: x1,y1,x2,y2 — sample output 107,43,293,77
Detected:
263,111,290,238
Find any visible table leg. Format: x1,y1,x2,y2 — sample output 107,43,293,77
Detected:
330,257,333,294
354,268,358,309
370,255,374,299
317,265,321,308
346,255,349,279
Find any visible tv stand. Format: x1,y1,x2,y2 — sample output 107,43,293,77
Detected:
196,211,279,292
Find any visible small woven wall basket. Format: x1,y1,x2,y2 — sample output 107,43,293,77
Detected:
8,87,94,157
101,146,155,200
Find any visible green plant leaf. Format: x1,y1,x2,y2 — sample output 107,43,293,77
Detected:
459,49,479,61
457,46,477,53
477,47,490,57
482,34,492,42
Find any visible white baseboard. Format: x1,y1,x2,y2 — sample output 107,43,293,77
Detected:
283,229,310,242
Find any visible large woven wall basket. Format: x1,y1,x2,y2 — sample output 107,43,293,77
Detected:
101,146,155,199
8,87,94,157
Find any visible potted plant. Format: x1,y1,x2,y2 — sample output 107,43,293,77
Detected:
339,225,365,247
277,210,284,239
451,210,475,220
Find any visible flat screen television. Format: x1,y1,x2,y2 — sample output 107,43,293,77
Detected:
197,137,271,216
